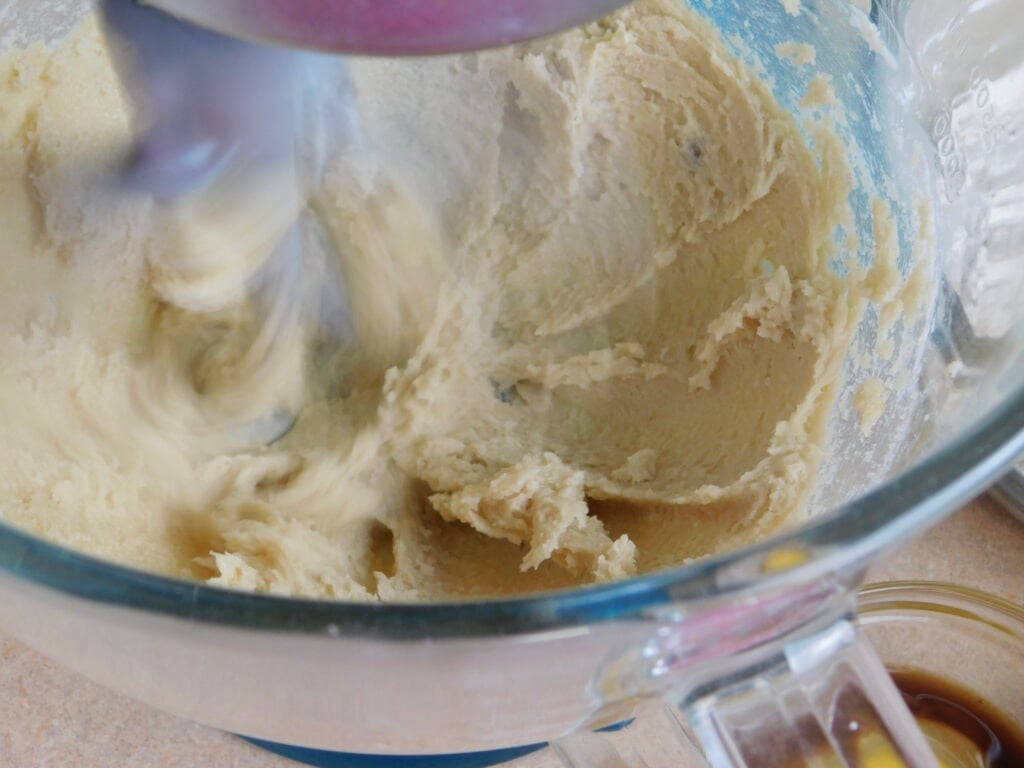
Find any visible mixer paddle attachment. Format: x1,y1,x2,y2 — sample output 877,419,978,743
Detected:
99,0,354,446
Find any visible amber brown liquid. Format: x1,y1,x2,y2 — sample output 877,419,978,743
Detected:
891,669,1024,767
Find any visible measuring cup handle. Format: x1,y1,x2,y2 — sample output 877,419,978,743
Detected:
555,612,940,767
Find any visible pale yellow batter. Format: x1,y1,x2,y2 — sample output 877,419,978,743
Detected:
0,1,871,600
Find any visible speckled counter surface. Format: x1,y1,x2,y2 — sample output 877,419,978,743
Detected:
1,495,1021,768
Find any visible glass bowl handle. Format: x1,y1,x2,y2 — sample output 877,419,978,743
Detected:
554,604,939,767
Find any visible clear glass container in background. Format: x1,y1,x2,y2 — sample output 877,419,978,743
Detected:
0,0,1021,766
858,581,1024,732
552,581,1024,767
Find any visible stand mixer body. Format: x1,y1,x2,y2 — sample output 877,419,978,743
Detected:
137,0,635,55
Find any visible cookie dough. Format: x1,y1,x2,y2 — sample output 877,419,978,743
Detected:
0,0,864,600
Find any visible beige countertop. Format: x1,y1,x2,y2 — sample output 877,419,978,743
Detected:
1,495,1021,767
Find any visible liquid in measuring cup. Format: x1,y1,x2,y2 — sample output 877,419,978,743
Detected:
891,670,1024,768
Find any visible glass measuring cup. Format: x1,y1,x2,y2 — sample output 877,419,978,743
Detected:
0,0,1021,766
858,581,1024,764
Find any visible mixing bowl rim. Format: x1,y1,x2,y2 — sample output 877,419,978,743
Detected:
859,580,1024,632
1,384,1022,639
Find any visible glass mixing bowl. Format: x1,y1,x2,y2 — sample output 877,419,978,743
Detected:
0,0,1021,766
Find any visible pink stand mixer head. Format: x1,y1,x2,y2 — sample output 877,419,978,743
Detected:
137,0,634,55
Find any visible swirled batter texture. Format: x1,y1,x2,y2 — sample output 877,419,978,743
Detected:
0,1,862,600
